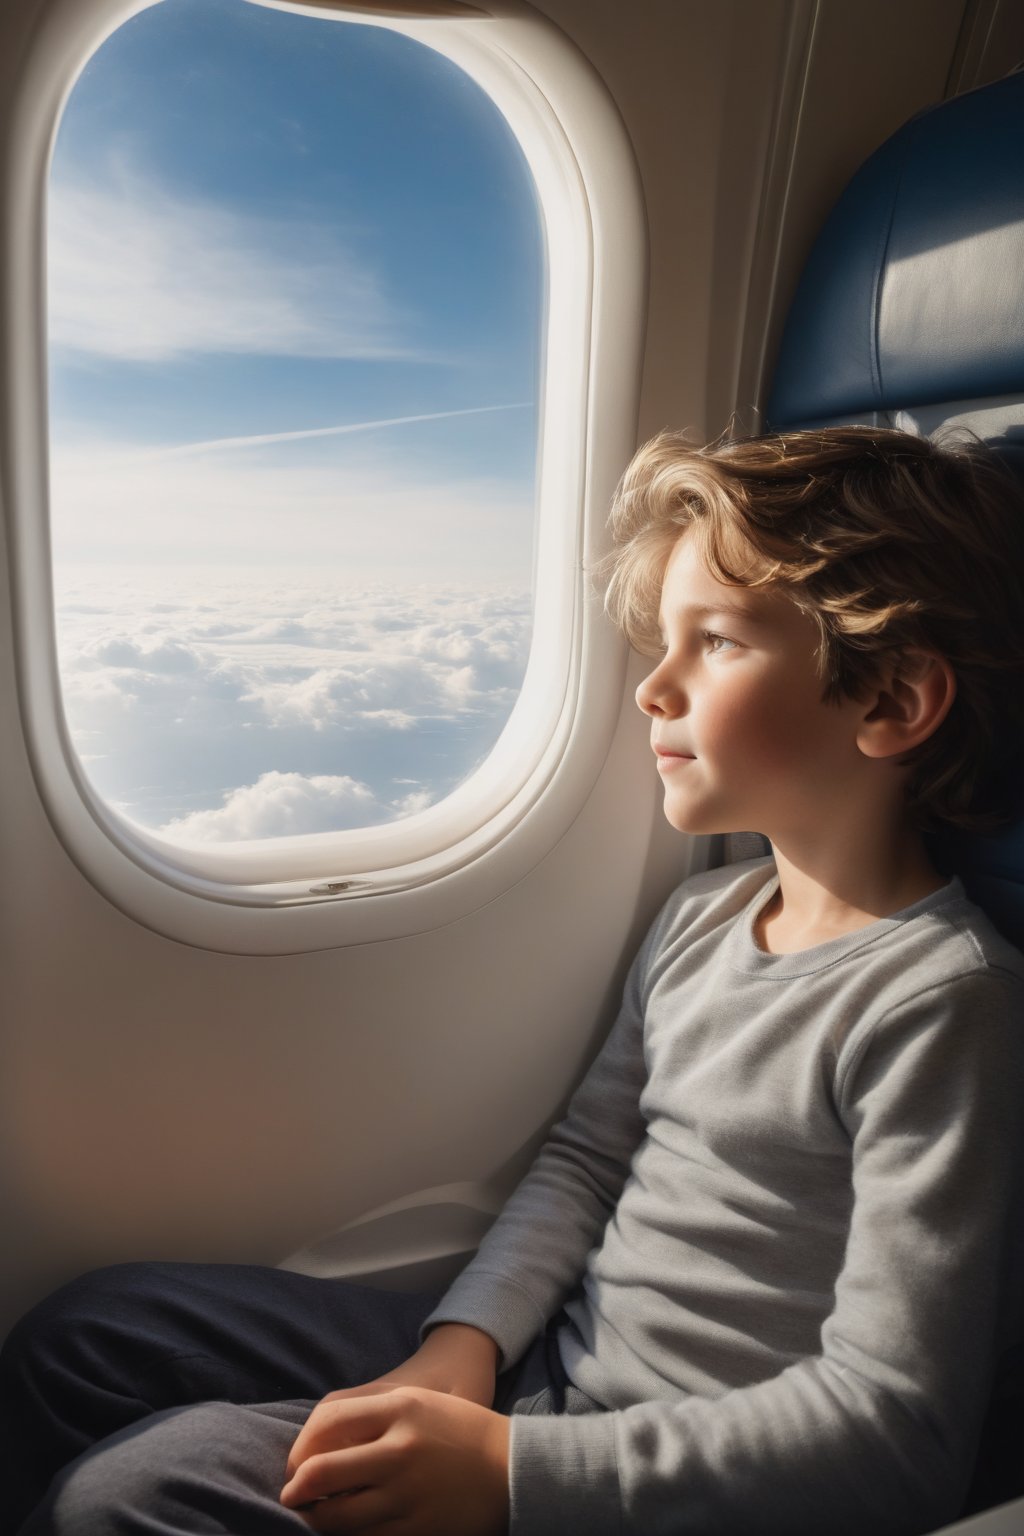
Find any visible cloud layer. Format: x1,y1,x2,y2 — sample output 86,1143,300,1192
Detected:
55,569,532,842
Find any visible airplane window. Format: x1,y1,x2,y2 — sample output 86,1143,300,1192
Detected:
15,0,643,943
47,0,542,847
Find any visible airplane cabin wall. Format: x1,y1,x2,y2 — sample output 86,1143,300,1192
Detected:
1,0,1021,1336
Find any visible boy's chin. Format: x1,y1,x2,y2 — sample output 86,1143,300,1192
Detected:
660,796,758,841
661,806,726,837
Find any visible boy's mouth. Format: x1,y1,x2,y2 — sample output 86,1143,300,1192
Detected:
654,744,696,764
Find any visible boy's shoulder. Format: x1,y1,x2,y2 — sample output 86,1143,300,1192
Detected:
937,883,1024,956
863,887,1024,1047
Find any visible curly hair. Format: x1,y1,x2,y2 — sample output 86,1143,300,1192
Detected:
603,426,1024,831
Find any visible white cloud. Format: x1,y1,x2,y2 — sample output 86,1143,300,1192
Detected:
360,709,416,730
48,169,411,363
162,770,389,841
85,635,203,673
238,650,506,731
395,788,433,816
52,572,532,837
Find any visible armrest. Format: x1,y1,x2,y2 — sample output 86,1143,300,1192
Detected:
932,1496,1024,1536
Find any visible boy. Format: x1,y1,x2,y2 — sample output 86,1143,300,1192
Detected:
3,426,1023,1536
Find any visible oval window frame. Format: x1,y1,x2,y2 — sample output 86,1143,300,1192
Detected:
3,0,647,953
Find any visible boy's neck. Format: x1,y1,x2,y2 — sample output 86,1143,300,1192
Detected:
755,823,949,956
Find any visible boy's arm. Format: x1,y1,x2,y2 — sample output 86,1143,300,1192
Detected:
280,940,657,1529
417,931,654,1371
507,971,1024,1536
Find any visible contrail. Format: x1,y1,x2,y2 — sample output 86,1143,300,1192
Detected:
152,403,533,460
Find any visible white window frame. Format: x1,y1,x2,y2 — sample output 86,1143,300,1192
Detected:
2,0,647,953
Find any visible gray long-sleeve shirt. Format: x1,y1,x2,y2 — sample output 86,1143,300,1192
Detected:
422,858,1024,1535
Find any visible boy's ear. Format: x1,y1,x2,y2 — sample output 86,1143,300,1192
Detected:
856,649,957,760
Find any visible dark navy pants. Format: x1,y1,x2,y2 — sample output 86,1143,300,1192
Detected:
0,1261,601,1534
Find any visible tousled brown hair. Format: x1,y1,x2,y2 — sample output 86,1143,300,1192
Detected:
604,426,1024,830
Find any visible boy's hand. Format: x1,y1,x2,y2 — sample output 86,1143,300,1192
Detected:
279,1383,511,1534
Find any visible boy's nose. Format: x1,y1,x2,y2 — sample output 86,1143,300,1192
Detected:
636,663,685,718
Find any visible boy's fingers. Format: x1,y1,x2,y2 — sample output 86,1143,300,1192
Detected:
285,1393,398,1479
296,1485,398,1535
282,1444,389,1508
282,1447,411,1535
286,1481,399,1535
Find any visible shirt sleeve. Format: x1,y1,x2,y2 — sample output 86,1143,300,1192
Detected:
417,918,658,1370
508,969,1024,1536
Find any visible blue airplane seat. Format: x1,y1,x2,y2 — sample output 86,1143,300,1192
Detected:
765,69,1024,1523
766,67,1024,957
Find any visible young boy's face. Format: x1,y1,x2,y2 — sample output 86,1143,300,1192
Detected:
636,533,868,839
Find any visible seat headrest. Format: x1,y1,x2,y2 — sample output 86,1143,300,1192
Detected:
767,70,1024,431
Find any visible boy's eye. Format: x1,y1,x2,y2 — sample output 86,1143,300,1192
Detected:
703,630,737,653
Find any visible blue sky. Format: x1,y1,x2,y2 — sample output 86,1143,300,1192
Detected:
45,0,545,836
47,0,543,577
